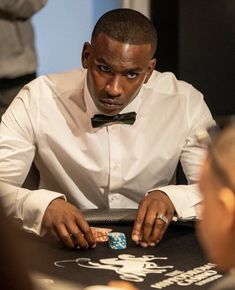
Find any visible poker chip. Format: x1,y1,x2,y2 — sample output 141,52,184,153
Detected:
91,227,112,242
108,232,127,250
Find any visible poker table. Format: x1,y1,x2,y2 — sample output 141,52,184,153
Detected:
21,209,223,290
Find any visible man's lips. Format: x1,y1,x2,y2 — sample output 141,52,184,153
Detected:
100,99,123,106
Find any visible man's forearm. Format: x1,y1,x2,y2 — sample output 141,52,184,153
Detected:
0,180,65,235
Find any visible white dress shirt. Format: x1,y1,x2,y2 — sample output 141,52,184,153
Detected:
0,69,215,235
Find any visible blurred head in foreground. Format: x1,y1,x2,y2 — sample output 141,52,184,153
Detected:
197,124,235,271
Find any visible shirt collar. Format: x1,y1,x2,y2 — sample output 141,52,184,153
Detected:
84,76,99,118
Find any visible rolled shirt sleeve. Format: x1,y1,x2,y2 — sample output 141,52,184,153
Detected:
0,0,48,19
149,184,201,219
0,181,65,236
17,188,66,236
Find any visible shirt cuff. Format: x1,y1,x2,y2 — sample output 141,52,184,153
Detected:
17,189,66,236
147,184,202,219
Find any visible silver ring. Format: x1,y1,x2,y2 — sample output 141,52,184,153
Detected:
157,214,168,224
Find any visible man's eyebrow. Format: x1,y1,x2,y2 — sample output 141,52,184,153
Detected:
122,67,143,73
96,57,108,65
96,58,142,72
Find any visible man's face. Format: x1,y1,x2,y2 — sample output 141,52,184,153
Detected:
82,33,156,115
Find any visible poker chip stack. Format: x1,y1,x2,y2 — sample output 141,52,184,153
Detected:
108,232,127,250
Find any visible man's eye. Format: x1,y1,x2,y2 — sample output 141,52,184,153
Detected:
126,72,138,79
99,65,110,73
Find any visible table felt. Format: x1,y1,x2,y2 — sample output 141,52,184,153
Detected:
21,222,224,290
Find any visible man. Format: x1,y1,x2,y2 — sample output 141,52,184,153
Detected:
0,0,47,118
197,124,235,290
0,8,214,249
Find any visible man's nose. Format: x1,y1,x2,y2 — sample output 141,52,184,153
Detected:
105,75,122,97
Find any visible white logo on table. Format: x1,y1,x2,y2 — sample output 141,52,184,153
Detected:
55,254,172,282
54,255,223,288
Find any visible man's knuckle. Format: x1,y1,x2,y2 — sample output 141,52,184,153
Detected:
144,221,154,229
138,199,145,208
82,228,91,236
155,222,165,229
136,215,143,224
60,232,69,240
71,229,80,236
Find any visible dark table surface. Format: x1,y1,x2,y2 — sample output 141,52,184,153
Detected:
21,215,224,290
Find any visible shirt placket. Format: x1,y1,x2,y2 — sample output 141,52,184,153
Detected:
107,125,122,207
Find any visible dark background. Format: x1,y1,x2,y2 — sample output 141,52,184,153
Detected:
151,0,235,184
151,0,235,119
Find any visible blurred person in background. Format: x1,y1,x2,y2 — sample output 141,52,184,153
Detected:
197,123,235,290
0,0,47,119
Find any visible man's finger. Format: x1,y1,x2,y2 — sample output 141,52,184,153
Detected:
131,202,147,244
55,224,74,248
139,212,156,247
149,216,167,245
75,216,96,248
67,224,90,249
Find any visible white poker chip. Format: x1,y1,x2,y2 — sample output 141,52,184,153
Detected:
108,232,127,250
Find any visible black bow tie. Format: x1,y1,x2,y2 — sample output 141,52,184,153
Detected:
91,112,137,128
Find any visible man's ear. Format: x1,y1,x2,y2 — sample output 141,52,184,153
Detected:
144,58,157,83
81,42,91,69
218,187,235,229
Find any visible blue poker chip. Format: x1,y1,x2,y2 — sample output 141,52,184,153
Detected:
108,232,127,250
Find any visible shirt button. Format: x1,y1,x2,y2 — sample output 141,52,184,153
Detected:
113,164,119,170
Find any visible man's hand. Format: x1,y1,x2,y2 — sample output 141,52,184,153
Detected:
132,190,175,247
42,198,96,249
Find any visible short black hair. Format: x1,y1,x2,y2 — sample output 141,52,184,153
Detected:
91,8,157,58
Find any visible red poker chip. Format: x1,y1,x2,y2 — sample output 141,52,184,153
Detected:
91,227,112,242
